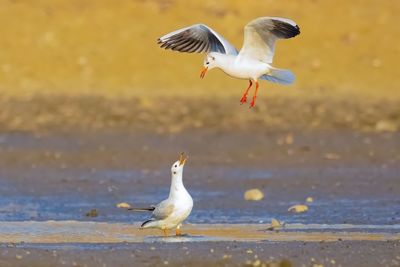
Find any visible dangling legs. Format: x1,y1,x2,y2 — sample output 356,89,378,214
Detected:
240,79,253,104
249,81,259,108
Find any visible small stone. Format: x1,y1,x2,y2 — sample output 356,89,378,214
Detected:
244,189,264,201
306,197,314,203
267,218,284,230
116,202,131,209
288,204,308,213
252,259,261,267
246,249,253,254
85,209,98,217
16,254,22,260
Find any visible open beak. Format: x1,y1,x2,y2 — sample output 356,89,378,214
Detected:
179,152,188,166
200,67,208,79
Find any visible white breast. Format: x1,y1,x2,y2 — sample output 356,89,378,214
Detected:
219,56,270,80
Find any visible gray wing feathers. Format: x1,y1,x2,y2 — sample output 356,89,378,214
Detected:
239,17,300,63
151,200,174,220
158,24,238,55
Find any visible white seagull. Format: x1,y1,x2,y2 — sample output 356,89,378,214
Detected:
158,17,300,108
129,153,193,236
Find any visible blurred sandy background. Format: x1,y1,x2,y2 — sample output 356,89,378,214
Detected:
0,0,399,99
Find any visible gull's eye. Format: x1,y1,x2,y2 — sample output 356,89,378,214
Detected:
174,165,177,167
206,62,209,65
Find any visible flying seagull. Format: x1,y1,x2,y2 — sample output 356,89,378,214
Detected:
129,153,193,236
158,17,300,108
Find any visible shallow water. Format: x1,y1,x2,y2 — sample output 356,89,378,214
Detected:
0,166,398,226
0,131,399,229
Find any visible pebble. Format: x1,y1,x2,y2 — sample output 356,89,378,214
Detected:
85,209,98,217
306,197,314,203
288,204,309,213
267,218,284,230
244,189,264,201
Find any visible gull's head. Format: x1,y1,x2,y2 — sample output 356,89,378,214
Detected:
200,53,218,79
171,152,187,175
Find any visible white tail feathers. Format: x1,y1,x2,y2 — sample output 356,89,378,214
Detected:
260,68,295,85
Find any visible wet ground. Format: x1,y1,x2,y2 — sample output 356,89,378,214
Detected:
0,96,399,266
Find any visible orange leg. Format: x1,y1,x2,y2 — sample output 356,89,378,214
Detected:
249,81,259,108
240,80,253,104
176,228,182,236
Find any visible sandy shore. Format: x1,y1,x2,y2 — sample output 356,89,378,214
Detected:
0,95,399,266
0,222,399,267
0,221,398,243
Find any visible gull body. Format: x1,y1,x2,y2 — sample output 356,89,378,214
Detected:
129,154,193,236
209,52,272,80
158,17,300,108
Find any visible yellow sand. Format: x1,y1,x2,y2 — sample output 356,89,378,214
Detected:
0,221,398,243
0,0,399,99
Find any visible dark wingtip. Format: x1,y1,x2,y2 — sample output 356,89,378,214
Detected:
141,219,153,227
272,20,300,39
295,25,301,35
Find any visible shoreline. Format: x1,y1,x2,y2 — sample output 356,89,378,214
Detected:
0,221,399,244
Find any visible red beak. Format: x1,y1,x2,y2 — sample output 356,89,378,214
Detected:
200,67,208,79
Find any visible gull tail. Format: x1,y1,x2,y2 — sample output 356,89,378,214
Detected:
260,68,295,85
127,207,155,212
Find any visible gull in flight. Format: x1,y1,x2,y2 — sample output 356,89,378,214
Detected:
129,153,193,236
158,17,300,108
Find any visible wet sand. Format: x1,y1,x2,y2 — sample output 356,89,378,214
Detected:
1,240,398,267
0,222,399,267
1,221,399,243
0,95,399,266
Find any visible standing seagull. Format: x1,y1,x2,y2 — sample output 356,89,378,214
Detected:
129,153,193,236
158,17,300,108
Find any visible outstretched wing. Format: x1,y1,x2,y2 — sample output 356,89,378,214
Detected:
158,24,238,55
151,200,174,220
238,17,300,64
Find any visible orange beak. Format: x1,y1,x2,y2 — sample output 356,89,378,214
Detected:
200,67,208,79
179,152,188,166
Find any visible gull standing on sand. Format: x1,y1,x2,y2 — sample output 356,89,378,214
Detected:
158,17,300,108
129,153,193,236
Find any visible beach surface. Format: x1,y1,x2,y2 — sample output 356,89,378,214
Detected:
0,96,399,266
